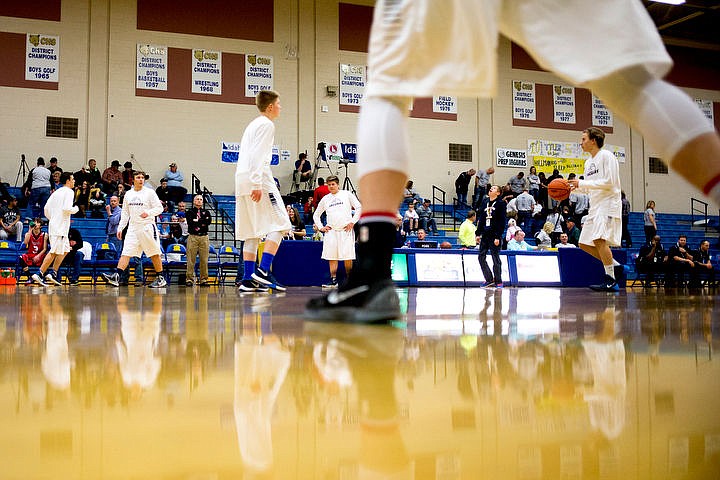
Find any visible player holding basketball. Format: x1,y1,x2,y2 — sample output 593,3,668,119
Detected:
569,128,622,292
306,0,720,321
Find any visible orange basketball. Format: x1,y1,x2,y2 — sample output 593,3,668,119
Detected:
440,241,452,249
547,178,571,201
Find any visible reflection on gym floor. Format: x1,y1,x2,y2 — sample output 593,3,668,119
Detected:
0,286,718,479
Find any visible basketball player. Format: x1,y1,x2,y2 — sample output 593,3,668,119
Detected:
32,171,79,286
235,90,291,292
101,171,166,288
569,127,622,292
313,175,362,289
306,0,720,322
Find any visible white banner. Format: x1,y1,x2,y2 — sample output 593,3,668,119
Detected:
592,95,613,128
433,95,457,114
605,144,626,164
25,34,59,82
339,64,366,106
512,81,536,120
136,44,167,91
695,98,714,123
192,49,221,95
245,54,273,97
553,85,575,124
496,148,528,168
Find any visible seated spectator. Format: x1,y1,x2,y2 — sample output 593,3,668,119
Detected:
534,221,553,249
636,235,666,287
665,234,695,287
74,164,92,187
176,201,187,215
87,187,106,218
458,210,477,248
48,157,63,174
168,213,188,246
556,232,577,248
59,228,84,285
403,180,422,204
121,161,134,190
73,180,92,218
504,218,520,247
165,162,187,204
416,198,438,235
403,202,419,234
565,218,581,246
303,196,314,225
286,205,306,240
51,170,62,192
102,160,123,194
158,220,172,250
294,153,313,184
86,158,102,187
411,229,438,248
507,230,536,251
0,196,23,242
17,218,47,281
156,178,174,212
545,208,565,245
115,183,126,204
690,240,716,287
394,214,408,248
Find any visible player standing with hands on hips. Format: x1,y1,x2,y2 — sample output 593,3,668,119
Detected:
234,90,291,293
569,127,623,292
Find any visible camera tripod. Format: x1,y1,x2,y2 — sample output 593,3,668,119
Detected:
15,154,30,187
339,161,356,196
308,142,335,190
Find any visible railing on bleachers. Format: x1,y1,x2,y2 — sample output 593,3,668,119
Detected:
191,173,238,247
690,197,720,234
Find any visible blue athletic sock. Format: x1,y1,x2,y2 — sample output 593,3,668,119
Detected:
259,252,274,272
243,261,256,280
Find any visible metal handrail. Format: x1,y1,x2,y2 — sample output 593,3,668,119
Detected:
191,174,238,247
431,185,448,224
691,197,709,232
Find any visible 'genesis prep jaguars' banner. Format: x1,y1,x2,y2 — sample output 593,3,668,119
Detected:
496,148,527,169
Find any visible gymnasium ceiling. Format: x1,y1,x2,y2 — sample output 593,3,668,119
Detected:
642,0,720,51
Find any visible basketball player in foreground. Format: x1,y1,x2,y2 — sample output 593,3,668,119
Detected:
102,171,166,288
306,0,720,322
234,90,291,292
569,128,623,292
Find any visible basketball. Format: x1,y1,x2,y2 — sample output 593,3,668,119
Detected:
440,241,452,249
547,178,571,201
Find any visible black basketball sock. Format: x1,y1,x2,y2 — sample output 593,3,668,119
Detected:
344,218,396,287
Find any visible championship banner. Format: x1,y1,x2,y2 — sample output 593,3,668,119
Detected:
433,96,457,114
192,49,221,95
26,34,59,82
496,148,528,168
695,98,714,123
592,95,613,128
221,141,240,163
136,44,168,91
339,64,366,106
553,85,575,124
245,54,273,97
512,81,536,121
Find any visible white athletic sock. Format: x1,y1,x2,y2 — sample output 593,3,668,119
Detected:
589,68,714,161
604,264,615,280
357,97,411,178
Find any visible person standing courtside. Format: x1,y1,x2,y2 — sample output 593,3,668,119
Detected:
476,185,507,288
234,90,292,293
306,0,720,322
185,194,213,287
32,172,79,286
101,171,166,288
568,127,623,292
313,175,362,289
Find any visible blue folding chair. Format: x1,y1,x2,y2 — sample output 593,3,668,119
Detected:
218,244,241,285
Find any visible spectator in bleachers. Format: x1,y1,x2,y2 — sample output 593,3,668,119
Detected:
565,218,581,246
74,180,92,218
527,166,540,201
48,157,63,175
294,153,313,184
537,172,549,209
164,162,188,205
74,164,91,187
24,156,52,220
472,166,494,208
636,235,666,287
454,168,475,206
569,187,589,220
101,160,122,195
156,178,174,212
121,161,134,191
303,196,314,225
87,158,102,187
415,198,438,235
665,234,694,287
506,171,526,198
643,200,657,244
556,232,577,248
0,177,11,205
504,218,520,248
545,207,565,246
51,170,62,192
458,210,477,249
286,205,306,240
60,228,84,285
402,202,419,235
313,177,330,206
403,180,422,204
507,230,536,251
176,201,187,215
88,186,106,218
533,222,553,249
185,194,212,287
621,191,632,248
18,218,47,281
105,195,122,253
514,187,535,234
394,213,408,248
168,213,188,246
0,196,23,242
690,240,715,287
